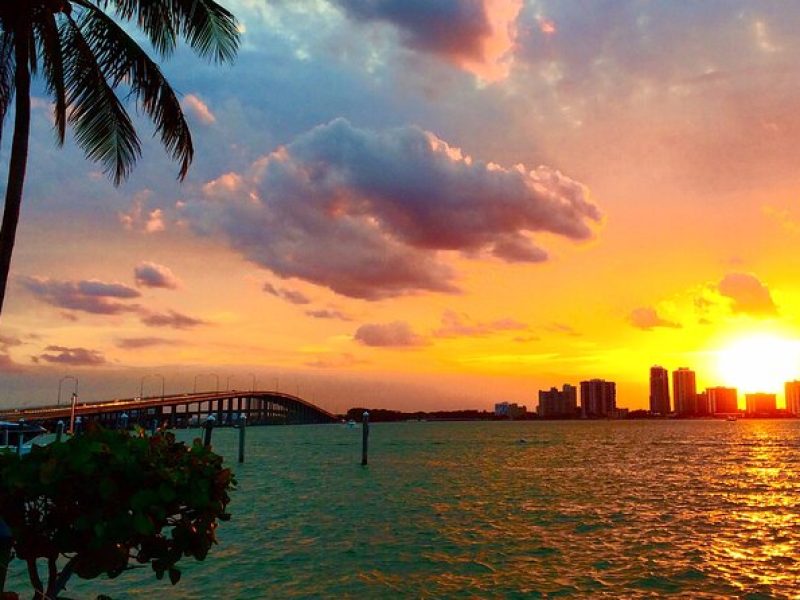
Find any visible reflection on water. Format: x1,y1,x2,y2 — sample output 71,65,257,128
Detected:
7,420,800,598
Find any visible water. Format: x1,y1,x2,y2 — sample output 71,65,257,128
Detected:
7,420,800,598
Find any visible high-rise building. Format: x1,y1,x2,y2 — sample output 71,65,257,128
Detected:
537,384,578,418
672,368,697,415
580,379,616,417
706,387,738,414
696,390,710,415
745,393,777,415
649,366,670,414
786,381,800,416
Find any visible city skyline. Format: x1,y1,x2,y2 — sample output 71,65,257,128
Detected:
2,2,800,412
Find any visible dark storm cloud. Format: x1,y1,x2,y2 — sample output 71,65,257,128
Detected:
189,119,599,300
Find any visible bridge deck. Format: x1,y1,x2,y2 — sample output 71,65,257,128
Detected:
0,390,338,427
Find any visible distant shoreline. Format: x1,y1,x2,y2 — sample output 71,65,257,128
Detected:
343,408,798,423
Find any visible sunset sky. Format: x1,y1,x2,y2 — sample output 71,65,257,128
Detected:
2,0,800,411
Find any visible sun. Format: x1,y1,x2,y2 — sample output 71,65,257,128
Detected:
715,333,800,394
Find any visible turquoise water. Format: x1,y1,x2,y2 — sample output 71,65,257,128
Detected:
7,420,800,598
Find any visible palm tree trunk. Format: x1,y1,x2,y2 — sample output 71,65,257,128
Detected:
0,34,31,319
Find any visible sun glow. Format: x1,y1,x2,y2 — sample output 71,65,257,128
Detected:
715,333,800,395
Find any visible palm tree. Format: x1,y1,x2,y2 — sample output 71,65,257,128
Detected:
0,0,239,319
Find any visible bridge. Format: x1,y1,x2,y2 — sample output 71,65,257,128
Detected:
0,390,340,429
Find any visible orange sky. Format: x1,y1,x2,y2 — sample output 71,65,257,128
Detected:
2,1,800,412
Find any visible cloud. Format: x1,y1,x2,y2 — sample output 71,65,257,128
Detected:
305,308,353,321
140,310,206,329
116,337,178,349
0,335,22,352
718,272,777,316
0,354,22,372
21,276,140,315
333,0,491,61
263,282,311,305
188,119,600,300
34,345,107,366
433,310,527,337
119,191,166,233
629,307,681,330
182,93,216,125
134,262,181,289
354,321,427,347
332,0,522,80
305,353,366,368
547,323,580,336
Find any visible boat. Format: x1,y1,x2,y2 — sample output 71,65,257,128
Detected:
726,415,737,422
346,419,357,428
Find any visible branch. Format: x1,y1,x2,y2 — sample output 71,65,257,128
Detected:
25,556,44,598
46,555,57,597
48,556,78,600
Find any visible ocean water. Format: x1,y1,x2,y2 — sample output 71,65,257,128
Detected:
6,420,800,598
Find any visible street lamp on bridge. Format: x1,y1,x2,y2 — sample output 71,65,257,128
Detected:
193,373,220,393
57,375,78,406
247,372,256,392
139,374,165,400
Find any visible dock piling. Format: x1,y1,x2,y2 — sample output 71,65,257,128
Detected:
203,415,216,448
55,420,64,443
361,411,369,466
238,415,247,463
16,419,24,456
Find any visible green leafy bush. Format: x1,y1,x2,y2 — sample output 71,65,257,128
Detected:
0,426,234,599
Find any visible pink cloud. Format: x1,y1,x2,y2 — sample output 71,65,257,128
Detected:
182,94,216,125
134,262,181,289
354,321,427,347
34,346,107,367
718,273,777,316
629,307,681,330
21,276,140,315
188,119,600,300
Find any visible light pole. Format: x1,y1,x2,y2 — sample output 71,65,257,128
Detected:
193,373,220,393
225,375,234,391
57,375,78,406
68,392,79,434
247,372,256,392
140,374,165,399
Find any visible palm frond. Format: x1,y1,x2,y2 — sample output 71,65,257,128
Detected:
173,0,239,63
95,0,239,63
34,12,67,144
77,3,193,179
61,13,141,184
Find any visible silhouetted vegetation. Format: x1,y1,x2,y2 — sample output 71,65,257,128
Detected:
345,408,538,422
0,426,234,599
